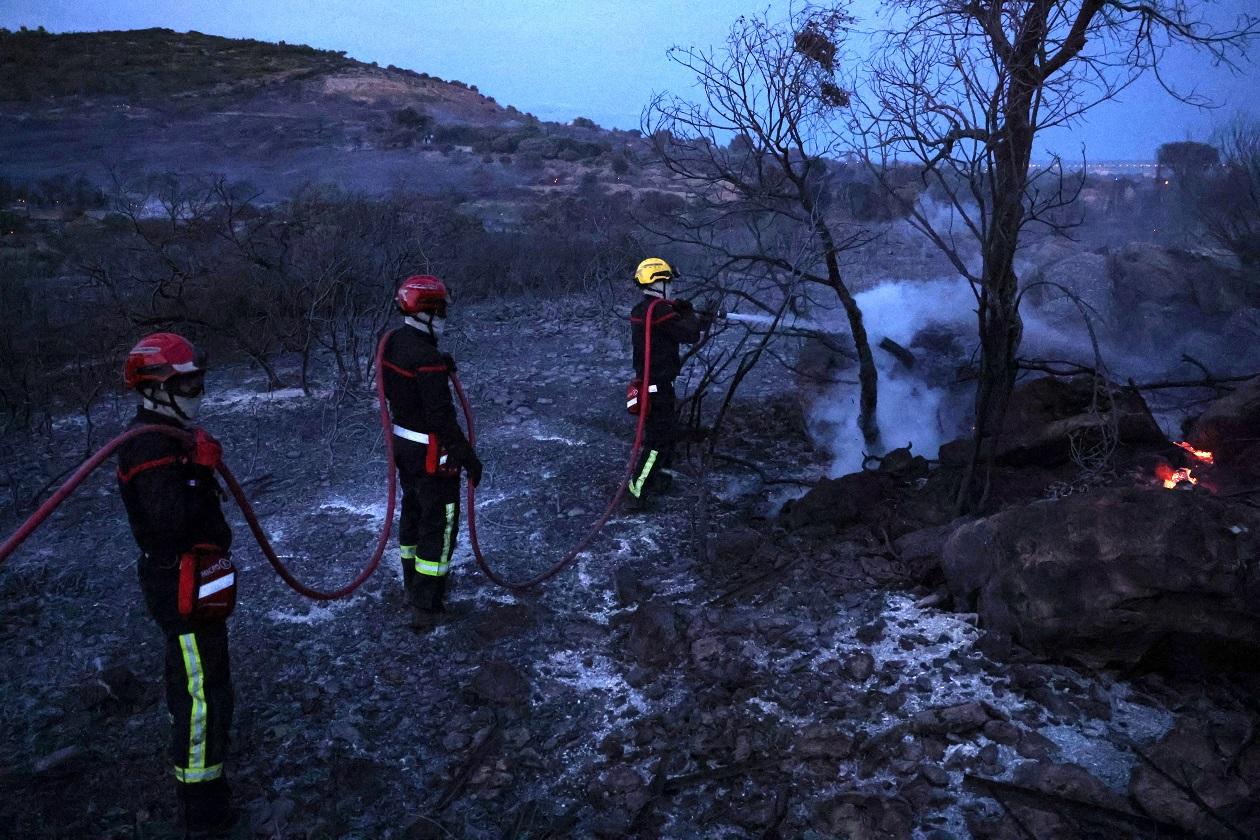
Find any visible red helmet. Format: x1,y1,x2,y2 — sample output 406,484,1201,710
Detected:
395,275,448,317
123,333,206,390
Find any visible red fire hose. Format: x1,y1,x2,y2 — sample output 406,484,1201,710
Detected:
0,301,663,597
451,297,661,591
0,336,400,601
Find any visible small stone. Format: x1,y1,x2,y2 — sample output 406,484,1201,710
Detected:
982,720,1021,746
846,652,876,682
1016,729,1058,761
856,619,887,644
599,734,624,759
920,764,950,786
795,723,855,759
911,702,989,735
690,636,723,661
442,732,470,751
625,666,653,688
602,765,643,791
469,661,530,707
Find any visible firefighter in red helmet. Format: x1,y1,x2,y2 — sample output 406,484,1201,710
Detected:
382,275,482,630
115,333,237,836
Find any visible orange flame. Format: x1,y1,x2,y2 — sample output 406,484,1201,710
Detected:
1174,441,1214,464
1155,463,1198,489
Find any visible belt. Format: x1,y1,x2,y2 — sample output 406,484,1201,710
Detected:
392,424,431,444
392,424,449,465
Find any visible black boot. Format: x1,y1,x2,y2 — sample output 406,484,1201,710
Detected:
179,777,235,837
624,492,656,513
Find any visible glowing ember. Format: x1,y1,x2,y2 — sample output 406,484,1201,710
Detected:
1174,441,1214,464
1155,463,1198,489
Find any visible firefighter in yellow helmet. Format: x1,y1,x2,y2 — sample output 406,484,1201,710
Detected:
626,258,705,509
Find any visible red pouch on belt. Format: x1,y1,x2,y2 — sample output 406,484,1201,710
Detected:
423,433,460,478
177,543,237,620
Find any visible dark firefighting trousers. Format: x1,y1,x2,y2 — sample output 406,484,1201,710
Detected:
141,561,234,822
399,471,461,611
630,382,676,499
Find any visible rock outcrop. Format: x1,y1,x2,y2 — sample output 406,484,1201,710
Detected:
1188,374,1260,468
941,487,1260,666
938,375,1167,469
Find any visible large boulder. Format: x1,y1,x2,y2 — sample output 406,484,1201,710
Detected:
1110,243,1253,315
941,487,1260,666
1129,718,1260,839
1188,375,1260,465
940,375,1167,468
1024,248,1113,328
1104,244,1256,358
781,469,891,531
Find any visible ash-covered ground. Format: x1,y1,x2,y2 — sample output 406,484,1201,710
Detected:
1,296,1256,839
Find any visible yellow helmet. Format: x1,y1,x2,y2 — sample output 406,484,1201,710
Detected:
634,257,673,286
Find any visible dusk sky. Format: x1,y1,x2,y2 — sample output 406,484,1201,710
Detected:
2,0,1256,160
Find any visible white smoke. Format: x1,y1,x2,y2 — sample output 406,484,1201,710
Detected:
807,274,1182,476
800,197,1260,476
810,277,976,476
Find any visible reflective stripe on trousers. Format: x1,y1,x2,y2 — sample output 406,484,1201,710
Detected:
411,502,456,577
629,449,659,498
175,633,222,783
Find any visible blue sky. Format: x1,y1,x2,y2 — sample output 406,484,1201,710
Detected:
2,0,1256,160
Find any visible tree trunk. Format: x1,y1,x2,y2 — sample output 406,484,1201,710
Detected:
835,281,881,447
957,32,1041,510
816,216,880,447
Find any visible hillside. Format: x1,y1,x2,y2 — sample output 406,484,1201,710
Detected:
0,28,661,199
0,27,515,121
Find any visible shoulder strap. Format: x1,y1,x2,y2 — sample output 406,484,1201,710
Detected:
117,454,182,483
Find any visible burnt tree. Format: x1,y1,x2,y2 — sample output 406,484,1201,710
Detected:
644,9,882,446
860,0,1257,509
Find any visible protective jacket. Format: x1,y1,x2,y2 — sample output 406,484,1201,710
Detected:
382,325,474,476
631,298,703,384
117,409,232,627
116,407,234,820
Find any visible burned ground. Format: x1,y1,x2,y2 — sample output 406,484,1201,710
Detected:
2,297,1259,839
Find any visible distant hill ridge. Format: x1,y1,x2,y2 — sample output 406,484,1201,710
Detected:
0,27,515,122
0,27,655,199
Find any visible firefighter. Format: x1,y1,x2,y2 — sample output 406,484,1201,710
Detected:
627,257,705,509
382,275,482,630
116,333,237,836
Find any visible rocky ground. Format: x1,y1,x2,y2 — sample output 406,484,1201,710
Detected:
2,295,1259,839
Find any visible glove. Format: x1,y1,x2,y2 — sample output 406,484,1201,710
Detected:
464,452,483,488
191,428,223,470
672,298,694,316
441,352,457,374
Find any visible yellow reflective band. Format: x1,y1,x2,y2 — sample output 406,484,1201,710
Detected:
174,763,223,783
440,503,456,566
415,557,449,576
400,544,417,560
629,450,659,497
178,634,208,778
